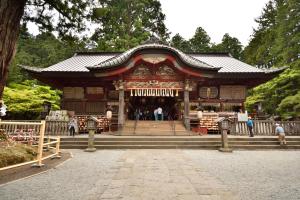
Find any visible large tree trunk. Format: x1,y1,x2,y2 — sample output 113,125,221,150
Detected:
0,0,26,99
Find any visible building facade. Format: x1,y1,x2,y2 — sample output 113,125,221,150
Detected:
22,41,285,133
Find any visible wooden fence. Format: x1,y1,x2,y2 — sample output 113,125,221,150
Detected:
230,120,300,136
45,120,69,135
42,119,300,136
0,120,61,170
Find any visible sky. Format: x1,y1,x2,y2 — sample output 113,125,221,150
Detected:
27,0,270,47
159,0,270,46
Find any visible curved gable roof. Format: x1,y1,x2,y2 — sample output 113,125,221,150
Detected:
87,43,219,71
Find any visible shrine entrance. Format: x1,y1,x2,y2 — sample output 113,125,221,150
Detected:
127,96,180,121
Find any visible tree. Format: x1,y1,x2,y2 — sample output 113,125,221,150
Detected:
0,0,92,98
170,34,192,52
244,0,300,119
189,27,211,53
242,0,277,68
7,27,86,84
91,0,169,51
3,80,61,119
218,33,243,59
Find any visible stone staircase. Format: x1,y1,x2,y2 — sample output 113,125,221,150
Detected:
59,136,300,150
121,120,189,136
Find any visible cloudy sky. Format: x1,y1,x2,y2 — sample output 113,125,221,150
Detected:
159,0,270,46
27,0,270,47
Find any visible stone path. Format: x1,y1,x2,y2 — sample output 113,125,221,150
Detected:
0,149,237,200
1,150,300,200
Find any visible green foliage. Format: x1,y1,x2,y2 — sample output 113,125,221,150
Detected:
277,91,300,119
170,34,192,52
91,0,169,51
8,27,86,84
217,33,243,59
171,31,242,57
189,27,211,52
23,0,92,37
244,0,300,119
3,80,61,119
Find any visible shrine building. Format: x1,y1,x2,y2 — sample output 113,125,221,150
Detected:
22,40,285,134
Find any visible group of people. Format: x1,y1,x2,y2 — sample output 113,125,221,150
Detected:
135,107,164,121
246,116,287,145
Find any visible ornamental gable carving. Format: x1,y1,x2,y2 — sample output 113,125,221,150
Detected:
125,81,183,89
156,65,176,76
132,64,151,76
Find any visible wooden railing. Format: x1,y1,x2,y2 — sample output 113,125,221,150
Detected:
230,120,300,136
0,120,61,170
45,120,69,135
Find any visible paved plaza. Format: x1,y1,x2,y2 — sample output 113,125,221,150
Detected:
0,149,300,200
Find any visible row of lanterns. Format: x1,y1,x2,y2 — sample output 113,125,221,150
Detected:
129,88,179,97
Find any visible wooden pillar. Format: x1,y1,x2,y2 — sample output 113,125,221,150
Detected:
117,81,125,132
184,80,190,131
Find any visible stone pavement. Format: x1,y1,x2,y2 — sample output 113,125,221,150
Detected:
0,149,238,200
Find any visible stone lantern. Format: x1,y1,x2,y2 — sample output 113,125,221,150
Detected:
216,117,233,152
85,116,98,152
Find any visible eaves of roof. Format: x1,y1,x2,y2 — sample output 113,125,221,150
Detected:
87,43,220,71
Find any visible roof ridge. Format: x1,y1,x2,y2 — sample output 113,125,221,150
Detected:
87,43,219,70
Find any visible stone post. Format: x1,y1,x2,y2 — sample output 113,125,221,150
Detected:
219,129,232,152
85,129,96,152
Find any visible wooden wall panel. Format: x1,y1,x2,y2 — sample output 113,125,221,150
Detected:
220,85,246,100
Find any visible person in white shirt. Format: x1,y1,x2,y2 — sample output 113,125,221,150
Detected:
157,107,163,121
154,109,158,121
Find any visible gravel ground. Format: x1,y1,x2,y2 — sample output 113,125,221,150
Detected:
184,150,300,200
0,149,299,200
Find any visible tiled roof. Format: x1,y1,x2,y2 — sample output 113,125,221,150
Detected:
21,46,285,75
88,43,218,70
190,54,264,73
43,53,118,72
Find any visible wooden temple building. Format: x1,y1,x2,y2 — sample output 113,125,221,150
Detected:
22,39,285,134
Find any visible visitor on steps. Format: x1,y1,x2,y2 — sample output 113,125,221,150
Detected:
246,116,254,137
68,116,78,137
275,123,287,145
157,107,163,121
154,108,158,121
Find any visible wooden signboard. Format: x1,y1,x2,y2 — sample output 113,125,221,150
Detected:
63,87,84,99
220,85,246,100
86,87,104,94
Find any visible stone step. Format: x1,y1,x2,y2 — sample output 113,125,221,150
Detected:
60,136,300,142
61,140,300,144
59,144,300,150
60,144,221,149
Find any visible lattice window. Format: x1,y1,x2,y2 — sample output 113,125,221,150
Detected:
199,87,218,99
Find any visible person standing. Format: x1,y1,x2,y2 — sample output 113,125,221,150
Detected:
153,108,158,121
106,106,113,120
246,117,254,137
157,107,163,121
68,116,78,137
275,123,287,145
106,106,113,132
